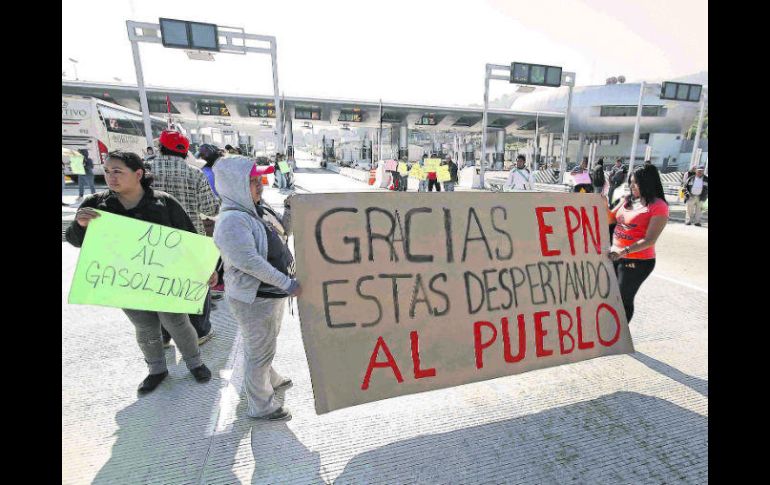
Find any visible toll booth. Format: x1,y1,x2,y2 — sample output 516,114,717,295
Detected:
361,140,372,163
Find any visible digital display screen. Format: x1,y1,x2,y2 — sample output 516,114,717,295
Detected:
512,63,529,84
159,19,188,48
248,103,276,118
189,22,218,51
688,85,702,102
530,65,546,85
546,66,562,86
676,84,689,100
198,102,230,116
339,110,363,122
662,82,678,99
416,114,437,125
295,107,321,120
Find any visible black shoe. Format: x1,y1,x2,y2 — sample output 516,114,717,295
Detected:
274,379,293,390
685,222,691,225
138,371,168,395
694,223,702,226
253,406,292,421
191,364,212,382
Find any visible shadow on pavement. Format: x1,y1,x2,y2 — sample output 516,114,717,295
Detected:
631,352,708,398
91,303,324,485
334,392,707,484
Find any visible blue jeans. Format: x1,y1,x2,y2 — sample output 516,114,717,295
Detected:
78,173,95,196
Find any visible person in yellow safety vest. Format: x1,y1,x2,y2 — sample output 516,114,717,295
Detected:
504,154,536,191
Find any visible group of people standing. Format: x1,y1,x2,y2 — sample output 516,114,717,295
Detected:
502,153,671,326
67,130,300,421
387,155,459,192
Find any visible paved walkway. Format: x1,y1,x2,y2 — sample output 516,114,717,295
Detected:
62,164,707,484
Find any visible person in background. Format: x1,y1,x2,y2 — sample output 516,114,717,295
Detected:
66,151,214,394
683,166,708,226
504,154,535,191
146,130,219,346
571,157,593,193
443,157,458,192
592,158,606,196
608,159,627,204
609,164,669,323
76,149,96,202
145,146,156,161
213,156,301,421
225,144,237,155
426,156,441,192
197,143,227,300
399,157,409,192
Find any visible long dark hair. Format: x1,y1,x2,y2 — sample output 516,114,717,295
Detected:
107,150,154,189
624,164,667,209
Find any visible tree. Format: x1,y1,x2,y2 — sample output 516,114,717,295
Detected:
686,109,707,140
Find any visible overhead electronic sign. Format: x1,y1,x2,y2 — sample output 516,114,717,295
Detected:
295,106,321,120
660,81,702,102
248,103,276,118
510,62,562,88
339,108,363,122
159,18,219,52
416,113,438,126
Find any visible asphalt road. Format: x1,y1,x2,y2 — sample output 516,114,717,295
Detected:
62,152,707,484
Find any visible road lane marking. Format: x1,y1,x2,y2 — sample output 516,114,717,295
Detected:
652,273,708,294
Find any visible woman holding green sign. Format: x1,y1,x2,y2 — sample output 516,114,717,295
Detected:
213,156,301,421
66,151,214,395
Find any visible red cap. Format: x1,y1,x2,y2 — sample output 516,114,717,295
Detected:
250,164,275,178
159,130,190,154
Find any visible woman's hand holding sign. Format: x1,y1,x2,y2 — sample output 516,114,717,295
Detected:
76,207,101,228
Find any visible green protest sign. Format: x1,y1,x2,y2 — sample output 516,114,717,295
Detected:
69,155,86,175
278,161,291,173
424,158,441,172
437,165,451,182
409,164,425,180
68,210,220,314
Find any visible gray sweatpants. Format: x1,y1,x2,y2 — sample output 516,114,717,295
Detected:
227,296,288,417
123,309,203,375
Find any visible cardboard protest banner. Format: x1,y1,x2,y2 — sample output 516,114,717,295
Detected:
397,162,408,175
409,164,425,180
69,154,86,175
292,193,633,414
278,161,291,174
68,210,220,314
437,165,452,183
424,158,441,172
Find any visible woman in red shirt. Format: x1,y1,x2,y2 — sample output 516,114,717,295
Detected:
609,164,669,322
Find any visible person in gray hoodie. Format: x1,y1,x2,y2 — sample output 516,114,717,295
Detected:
213,156,301,421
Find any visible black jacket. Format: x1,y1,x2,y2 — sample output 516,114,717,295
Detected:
592,166,606,186
65,188,196,248
683,174,708,202
448,161,459,183
609,166,627,186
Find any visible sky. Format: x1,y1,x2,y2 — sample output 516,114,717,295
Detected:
61,0,707,107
